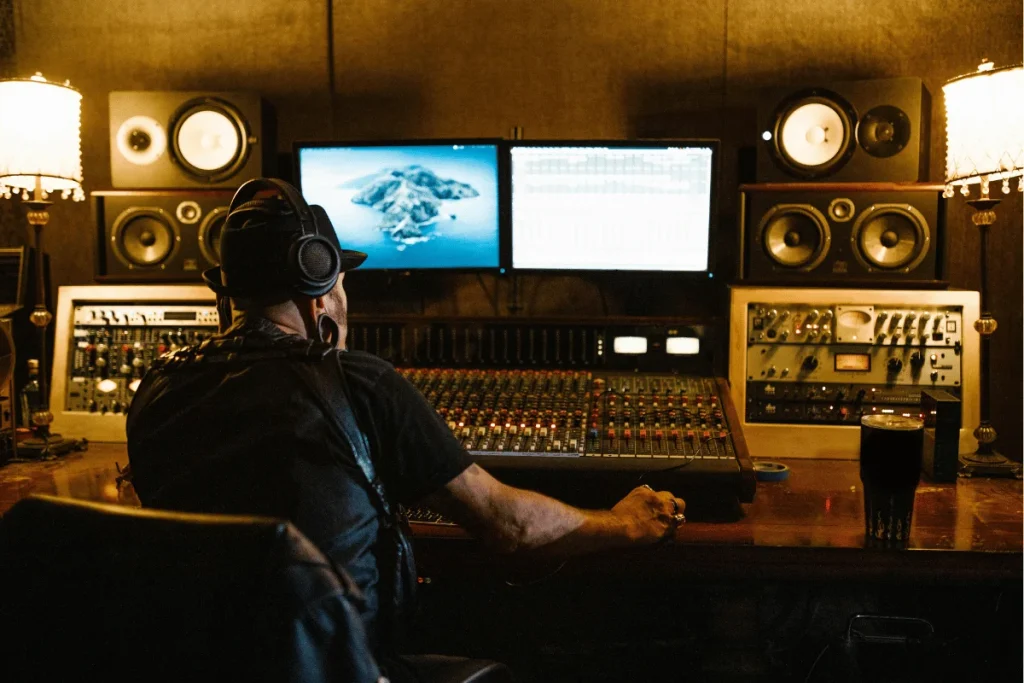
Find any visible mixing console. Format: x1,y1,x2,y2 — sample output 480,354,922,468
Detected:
404,369,735,464
51,296,754,510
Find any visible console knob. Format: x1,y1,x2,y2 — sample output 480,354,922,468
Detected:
887,357,904,374
910,352,924,368
806,309,820,322
892,312,903,322
779,310,790,321
930,371,939,381
905,313,916,326
877,333,887,343
802,356,819,371
780,330,789,341
822,310,834,321
766,309,778,321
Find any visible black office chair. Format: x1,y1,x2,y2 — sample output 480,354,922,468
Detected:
0,495,512,683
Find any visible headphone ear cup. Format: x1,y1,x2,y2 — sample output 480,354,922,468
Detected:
289,235,341,297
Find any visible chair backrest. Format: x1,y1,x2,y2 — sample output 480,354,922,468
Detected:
0,494,385,683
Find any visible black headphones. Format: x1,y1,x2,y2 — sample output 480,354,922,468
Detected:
205,178,343,298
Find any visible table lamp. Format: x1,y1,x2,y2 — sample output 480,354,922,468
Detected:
0,72,84,457
942,60,1024,478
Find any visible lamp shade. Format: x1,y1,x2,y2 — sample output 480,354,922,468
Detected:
0,73,84,201
943,62,1024,197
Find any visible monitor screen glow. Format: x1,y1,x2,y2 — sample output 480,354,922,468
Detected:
296,142,502,271
510,143,716,272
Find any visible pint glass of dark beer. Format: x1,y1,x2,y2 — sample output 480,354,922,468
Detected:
859,414,924,544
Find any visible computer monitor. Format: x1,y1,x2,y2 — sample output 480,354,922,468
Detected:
509,140,718,273
294,140,503,272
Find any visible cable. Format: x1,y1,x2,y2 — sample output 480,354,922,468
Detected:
803,643,829,683
504,560,568,587
476,273,499,315
325,0,336,137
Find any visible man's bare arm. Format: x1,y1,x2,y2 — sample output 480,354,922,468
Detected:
420,464,685,557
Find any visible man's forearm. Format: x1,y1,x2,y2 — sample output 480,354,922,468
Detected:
424,464,673,558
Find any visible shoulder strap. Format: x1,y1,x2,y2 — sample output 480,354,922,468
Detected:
319,364,396,523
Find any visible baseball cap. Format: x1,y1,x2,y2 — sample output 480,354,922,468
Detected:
202,182,366,298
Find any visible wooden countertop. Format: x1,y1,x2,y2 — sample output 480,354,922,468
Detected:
2,443,1020,583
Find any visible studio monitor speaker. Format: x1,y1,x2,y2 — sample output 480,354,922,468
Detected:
93,190,234,281
740,183,946,286
109,91,275,189
757,77,930,183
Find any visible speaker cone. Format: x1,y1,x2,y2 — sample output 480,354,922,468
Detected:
851,204,929,271
115,115,168,166
198,206,228,266
170,98,251,182
759,204,831,270
112,208,178,268
770,90,856,178
857,105,911,158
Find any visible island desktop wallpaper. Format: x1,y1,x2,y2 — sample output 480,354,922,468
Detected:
298,144,501,270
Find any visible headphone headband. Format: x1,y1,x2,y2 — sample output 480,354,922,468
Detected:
230,178,316,237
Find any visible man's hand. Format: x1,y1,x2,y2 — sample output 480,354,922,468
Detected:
610,485,687,545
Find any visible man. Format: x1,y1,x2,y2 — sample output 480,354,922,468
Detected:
126,178,685,674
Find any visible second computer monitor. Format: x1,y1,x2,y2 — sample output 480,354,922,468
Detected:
510,141,717,272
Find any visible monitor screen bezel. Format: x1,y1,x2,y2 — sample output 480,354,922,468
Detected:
506,138,720,276
293,138,509,274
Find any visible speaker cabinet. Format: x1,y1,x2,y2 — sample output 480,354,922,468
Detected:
94,190,233,282
740,183,946,286
757,77,930,183
109,91,275,189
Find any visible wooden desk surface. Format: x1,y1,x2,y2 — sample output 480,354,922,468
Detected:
2,443,1020,583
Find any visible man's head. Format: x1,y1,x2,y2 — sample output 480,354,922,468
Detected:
202,178,366,343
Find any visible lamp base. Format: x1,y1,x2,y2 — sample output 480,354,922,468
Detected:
17,432,86,459
958,450,1023,479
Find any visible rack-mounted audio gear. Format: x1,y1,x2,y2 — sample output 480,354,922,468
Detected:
729,286,980,460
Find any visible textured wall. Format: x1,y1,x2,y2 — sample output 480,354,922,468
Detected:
5,0,1023,457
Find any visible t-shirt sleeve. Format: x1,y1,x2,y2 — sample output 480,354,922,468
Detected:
369,367,473,505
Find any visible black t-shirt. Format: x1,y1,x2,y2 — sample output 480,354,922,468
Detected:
125,316,472,645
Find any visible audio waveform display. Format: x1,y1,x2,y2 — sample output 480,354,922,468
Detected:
510,144,715,272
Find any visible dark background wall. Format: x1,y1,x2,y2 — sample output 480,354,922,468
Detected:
2,0,1022,458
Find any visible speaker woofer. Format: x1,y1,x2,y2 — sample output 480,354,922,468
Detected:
198,206,228,266
111,208,179,269
170,98,251,182
857,105,911,158
770,90,857,178
759,204,831,270
851,204,929,271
